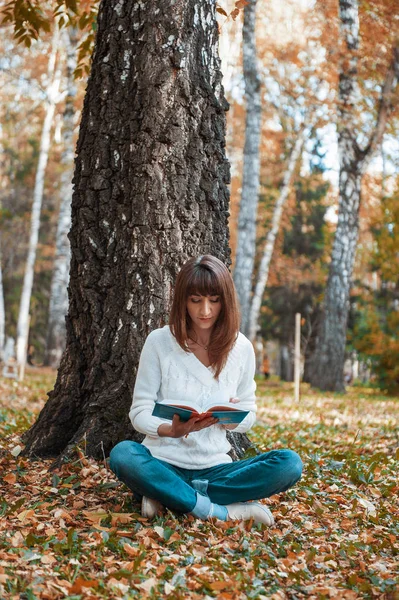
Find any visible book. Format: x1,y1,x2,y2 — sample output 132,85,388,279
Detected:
152,399,249,424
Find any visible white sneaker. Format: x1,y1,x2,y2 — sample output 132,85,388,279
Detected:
141,496,163,519
225,502,274,526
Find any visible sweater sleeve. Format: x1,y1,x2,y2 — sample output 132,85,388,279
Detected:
129,333,166,437
231,340,257,434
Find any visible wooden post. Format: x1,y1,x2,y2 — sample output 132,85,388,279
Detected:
19,315,31,382
294,312,301,402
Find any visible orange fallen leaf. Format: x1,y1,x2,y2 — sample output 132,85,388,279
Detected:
123,543,140,556
3,473,16,484
210,581,230,590
69,577,98,594
110,512,133,526
82,510,108,524
17,509,35,522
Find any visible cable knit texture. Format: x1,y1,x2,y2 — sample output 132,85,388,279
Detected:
129,325,257,469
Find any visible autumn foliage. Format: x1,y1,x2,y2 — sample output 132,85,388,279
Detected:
351,182,399,394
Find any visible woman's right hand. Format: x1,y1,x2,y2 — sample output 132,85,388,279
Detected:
158,414,218,438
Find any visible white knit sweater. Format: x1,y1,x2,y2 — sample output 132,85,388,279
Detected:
129,325,257,469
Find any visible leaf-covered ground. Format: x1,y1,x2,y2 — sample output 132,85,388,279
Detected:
0,370,398,599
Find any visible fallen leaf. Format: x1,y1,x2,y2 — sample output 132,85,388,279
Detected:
82,509,108,524
164,581,175,594
137,577,158,593
41,554,57,565
17,509,35,522
110,512,133,526
10,532,24,547
10,445,22,457
357,498,377,517
154,525,165,538
210,581,230,590
69,577,98,594
123,543,140,556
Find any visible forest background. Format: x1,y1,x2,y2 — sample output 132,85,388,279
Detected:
1,0,399,395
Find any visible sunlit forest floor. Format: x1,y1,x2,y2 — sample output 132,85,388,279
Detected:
0,369,398,599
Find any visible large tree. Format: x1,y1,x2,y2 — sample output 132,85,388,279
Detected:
22,0,235,462
309,0,399,391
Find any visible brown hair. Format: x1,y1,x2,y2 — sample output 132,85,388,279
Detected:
169,255,240,378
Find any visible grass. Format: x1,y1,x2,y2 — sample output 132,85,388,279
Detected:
0,369,398,599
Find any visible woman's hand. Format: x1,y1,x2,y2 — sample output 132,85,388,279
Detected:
158,414,218,438
224,397,240,430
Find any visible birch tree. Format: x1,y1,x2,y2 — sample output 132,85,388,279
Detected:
16,28,63,365
309,0,399,391
44,29,77,368
233,0,261,335
21,0,236,462
248,128,306,342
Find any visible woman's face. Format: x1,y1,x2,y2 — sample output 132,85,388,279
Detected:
186,294,222,332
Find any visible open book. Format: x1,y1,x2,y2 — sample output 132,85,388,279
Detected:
152,399,249,424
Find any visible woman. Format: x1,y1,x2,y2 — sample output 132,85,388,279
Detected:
110,255,302,525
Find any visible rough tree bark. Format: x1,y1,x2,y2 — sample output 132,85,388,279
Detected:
22,0,253,463
44,29,77,368
16,28,62,365
308,0,399,391
247,129,305,342
233,0,261,335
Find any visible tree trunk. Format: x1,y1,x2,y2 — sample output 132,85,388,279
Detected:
308,0,399,391
44,29,77,368
233,0,261,335
22,0,237,462
247,130,305,342
280,345,293,382
16,28,62,365
0,240,5,360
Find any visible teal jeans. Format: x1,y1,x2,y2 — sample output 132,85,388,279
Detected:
109,441,302,517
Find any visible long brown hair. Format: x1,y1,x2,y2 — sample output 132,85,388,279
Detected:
169,255,240,378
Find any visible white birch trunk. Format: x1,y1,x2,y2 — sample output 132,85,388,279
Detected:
16,28,62,365
233,0,261,335
308,0,399,391
45,29,77,368
248,130,305,342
